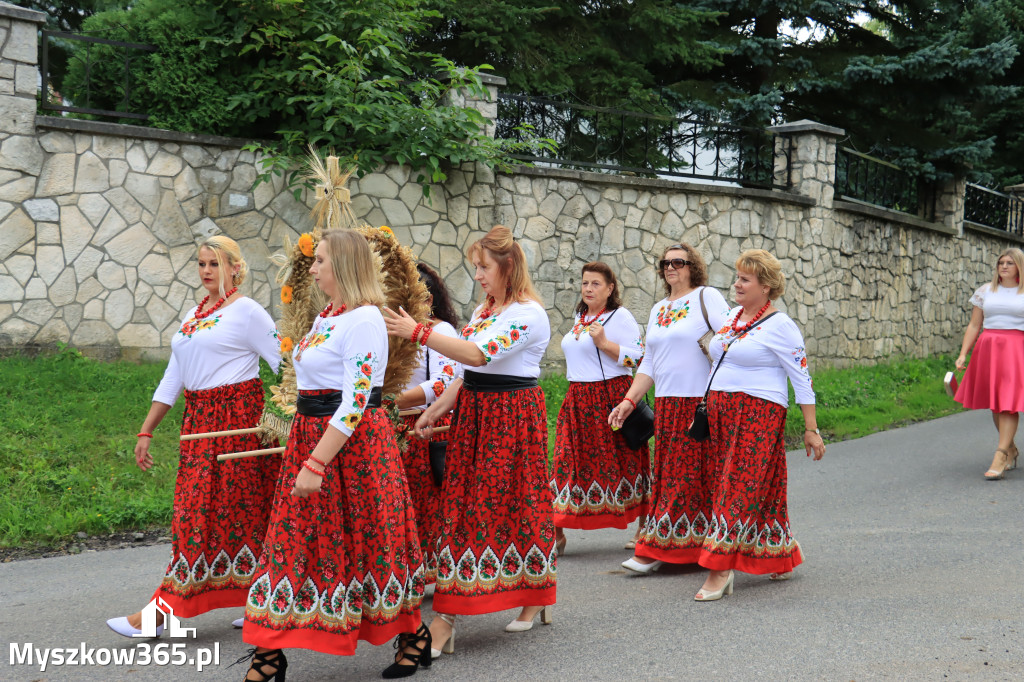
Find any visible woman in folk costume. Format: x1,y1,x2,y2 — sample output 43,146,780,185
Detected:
609,243,731,575
550,262,647,552
393,263,461,585
107,235,281,638
383,225,554,657
240,230,428,681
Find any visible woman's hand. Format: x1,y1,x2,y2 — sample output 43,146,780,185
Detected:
383,306,418,341
415,409,438,439
134,437,153,471
804,431,826,460
291,465,323,498
954,354,967,371
609,400,634,429
589,322,607,349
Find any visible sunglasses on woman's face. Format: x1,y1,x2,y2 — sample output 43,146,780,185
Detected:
660,258,692,271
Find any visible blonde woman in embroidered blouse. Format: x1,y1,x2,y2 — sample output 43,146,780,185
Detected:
953,247,1024,480
609,243,731,573
693,249,824,603
241,230,428,681
383,225,554,655
107,236,280,639
552,261,646,553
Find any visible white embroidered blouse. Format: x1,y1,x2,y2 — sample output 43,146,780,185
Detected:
561,307,644,382
401,321,461,409
459,300,550,377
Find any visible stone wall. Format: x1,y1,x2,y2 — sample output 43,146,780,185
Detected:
1,3,1022,369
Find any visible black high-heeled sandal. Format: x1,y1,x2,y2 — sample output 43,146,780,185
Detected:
381,624,433,679
232,647,288,682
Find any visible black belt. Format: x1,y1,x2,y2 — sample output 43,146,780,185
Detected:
462,370,537,393
296,387,382,416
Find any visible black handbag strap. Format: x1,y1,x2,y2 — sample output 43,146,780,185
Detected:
699,287,712,333
701,311,780,401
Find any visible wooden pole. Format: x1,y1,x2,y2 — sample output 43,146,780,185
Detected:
181,427,260,441
217,447,286,462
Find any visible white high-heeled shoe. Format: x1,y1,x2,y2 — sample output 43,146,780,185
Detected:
505,606,552,632
106,616,164,638
430,614,457,659
694,571,734,602
232,617,245,628
621,557,663,574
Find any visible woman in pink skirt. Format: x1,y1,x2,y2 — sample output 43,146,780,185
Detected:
954,247,1024,480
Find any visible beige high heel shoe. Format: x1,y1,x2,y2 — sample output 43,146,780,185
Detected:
694,571,735,602
505,606,552,632
985,448,1011,480
429,614,456,659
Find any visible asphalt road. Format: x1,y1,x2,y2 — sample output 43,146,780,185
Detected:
2,409,1022,682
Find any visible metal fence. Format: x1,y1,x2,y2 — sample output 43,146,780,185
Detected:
835,147,935,219
964,183,1024,236
496,94,790,190
40,30,157,121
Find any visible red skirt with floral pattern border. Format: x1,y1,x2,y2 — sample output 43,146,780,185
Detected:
243,392,424,656
635,396,713,564
551,376,650,530
153,377,279,618
399,412,451,585
697,390,804,574
433,385,556,615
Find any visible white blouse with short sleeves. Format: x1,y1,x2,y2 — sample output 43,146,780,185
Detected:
561,306,644,382
970,284,1024,331
459,300,550,377
292,305,388,437
708,308,815,408
636,286,731,397
152,297,280,406
401,321,461,409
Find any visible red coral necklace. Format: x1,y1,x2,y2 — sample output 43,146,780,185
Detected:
320,302,348,318
730,300,771,335
195,287,237,319
576,307,606,338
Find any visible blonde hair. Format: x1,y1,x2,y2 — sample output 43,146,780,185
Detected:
467,225,543,305
990,248,1024,294
198,235,247,295
735,249,786,300
320,229,386,309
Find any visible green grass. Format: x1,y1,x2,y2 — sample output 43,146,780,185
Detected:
0,348,962,549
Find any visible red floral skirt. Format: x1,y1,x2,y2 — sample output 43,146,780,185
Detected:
698,391,803,574
955,329,1024,412
154,377,279,618
399,413,451,585
433,386,556,615
551,376,650,530
243,392,424,655
635,396,713,564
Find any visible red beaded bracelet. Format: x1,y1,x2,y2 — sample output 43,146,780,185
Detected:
420,326,433,345
623,397,637,410
137,432,153,438
302,460,325,477
411,323,423,344
309,454,330,468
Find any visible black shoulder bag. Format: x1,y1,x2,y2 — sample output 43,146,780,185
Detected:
596,309,654,449
425,346,447,487
688,312,779,442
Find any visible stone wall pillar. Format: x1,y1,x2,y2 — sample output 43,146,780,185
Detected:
935,176,966,236
767,119,845,207
0,3,47,345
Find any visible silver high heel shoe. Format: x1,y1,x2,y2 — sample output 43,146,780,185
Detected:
694,571,734,602
505,606,552,632
429,613,456,659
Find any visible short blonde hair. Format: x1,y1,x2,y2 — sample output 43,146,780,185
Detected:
198,235,247,294
990,248,1024,294
467,225,543,305
735,249,786,300
320,229,386,309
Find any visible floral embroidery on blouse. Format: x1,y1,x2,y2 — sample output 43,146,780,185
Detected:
431,380,446,397
296,322,335,359
570,312,607,339
622,335,645,367
655,301,689,327
481,323,529,363
178,314,221,338
339,352,376,429
461,314,497,338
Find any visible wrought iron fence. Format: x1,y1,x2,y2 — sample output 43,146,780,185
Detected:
835,147,935,219
40,30,157,121
496,94,790,190
964,183,1024,236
